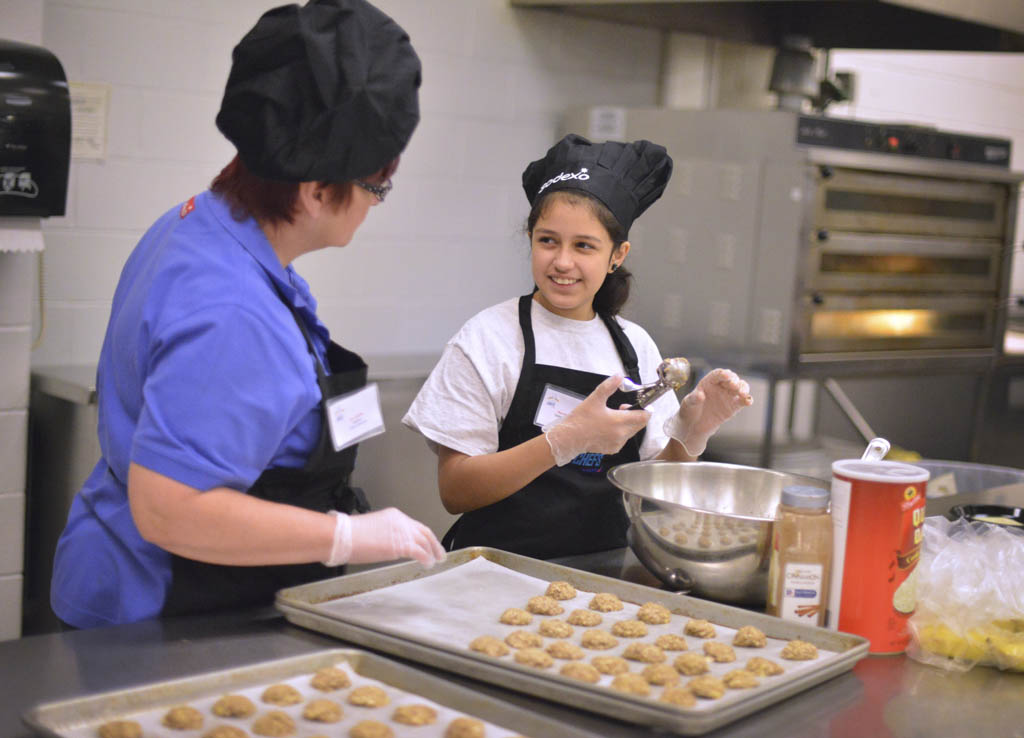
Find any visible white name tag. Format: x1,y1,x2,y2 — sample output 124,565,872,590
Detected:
534,383,585,429
325,383,385,452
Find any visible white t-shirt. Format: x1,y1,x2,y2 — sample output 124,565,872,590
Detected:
403,296,679,460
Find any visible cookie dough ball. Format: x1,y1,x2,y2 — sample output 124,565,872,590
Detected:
722,669,760,689
163,705,203,730
567,609,602,627
444,716,485,738
688,675,726,700
641,663,680,686
683,619,716,638
673,533,689,545
660,686,697,708
252,711,296,737
526,595,564,615
673,652,711,676
623,642,666,663
733,625,767,648
589,593,624,612
580,629,618,650
311,666,351,691
261,684,302,706
470,635,510,657
212,694,256,718
98,721,142,738
348,686,390,708
546,641,585,660
505,630,543,649
202,727,248,738
609,673,651,696
637,602,672,625
514,647,553,669
703,641,736,663
499,608,532,625
746,657,785,676
302,699,342,723
392,704,438,726
655,634,689,651
592,656,630,675
782,640,819,660
545,580,577,600
560,662,601,683
349,720,393,738
698,535,712,548
611,620,648,638
538,619,573,638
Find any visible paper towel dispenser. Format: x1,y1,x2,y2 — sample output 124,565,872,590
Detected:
0,39,71,218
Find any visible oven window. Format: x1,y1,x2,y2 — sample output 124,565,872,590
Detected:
825,190,996,222
819,253,992,276
810,309,986,339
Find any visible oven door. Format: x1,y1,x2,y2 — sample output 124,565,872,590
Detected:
805,232,1002,293
799,293,996,355
813,167,1007,239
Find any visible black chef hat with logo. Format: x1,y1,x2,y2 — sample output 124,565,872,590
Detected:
216,0,421,182
522,134,673,234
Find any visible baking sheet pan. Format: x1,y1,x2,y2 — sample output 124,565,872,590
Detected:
275,547,870,735
23,648,590,738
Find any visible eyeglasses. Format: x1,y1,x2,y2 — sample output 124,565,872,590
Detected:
355,178,393,203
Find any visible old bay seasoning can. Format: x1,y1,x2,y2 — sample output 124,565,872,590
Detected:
827,459,930,653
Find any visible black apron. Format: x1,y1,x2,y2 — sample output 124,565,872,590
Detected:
162,299,370,617
444,294,645,560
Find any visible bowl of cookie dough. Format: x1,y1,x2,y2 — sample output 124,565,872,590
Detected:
608,460,829,606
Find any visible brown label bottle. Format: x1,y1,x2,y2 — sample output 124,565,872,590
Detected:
767,485,832,627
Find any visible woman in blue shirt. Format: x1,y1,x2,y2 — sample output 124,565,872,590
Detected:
51,0,444,629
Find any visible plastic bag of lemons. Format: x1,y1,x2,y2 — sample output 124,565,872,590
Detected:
907,517,1024,672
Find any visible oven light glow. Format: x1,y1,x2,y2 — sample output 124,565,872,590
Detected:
811,310,935,338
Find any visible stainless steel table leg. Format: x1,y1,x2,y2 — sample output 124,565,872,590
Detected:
760,377,777,469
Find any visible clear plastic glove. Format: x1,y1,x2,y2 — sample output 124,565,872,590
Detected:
544,374,650,466
664,368,753,457
323,508,446,568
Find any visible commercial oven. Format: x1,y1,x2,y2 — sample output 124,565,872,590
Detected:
563,107,1021,374
561,108,1023,464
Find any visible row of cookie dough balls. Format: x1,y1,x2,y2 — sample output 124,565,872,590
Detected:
97,666,527,738
473,631,817,670
468,639,816,706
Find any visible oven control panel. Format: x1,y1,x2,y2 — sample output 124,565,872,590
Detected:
797,114,1011,168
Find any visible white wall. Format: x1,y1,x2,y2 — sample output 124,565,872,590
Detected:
31,0,663,365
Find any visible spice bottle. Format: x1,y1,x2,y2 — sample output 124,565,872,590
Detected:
766,485,832,627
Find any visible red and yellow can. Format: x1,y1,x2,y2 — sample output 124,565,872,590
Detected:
828,459,929,654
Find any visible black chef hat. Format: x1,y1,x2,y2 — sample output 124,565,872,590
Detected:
216,0,420,182
522,134,673,234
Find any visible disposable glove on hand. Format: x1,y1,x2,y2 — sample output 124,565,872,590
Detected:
323,508,446,568
664,368,753,457
544,374,651,467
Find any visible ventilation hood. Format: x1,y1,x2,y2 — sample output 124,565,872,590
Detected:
510,0,1024,51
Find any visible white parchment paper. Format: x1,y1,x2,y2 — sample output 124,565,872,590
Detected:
317,557,845,713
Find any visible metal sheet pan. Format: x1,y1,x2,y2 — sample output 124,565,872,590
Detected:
22,648,591,738
275,547,870,735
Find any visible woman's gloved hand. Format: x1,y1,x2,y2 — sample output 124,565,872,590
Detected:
664,368,753,457
544,374,651,467
323,508,446,567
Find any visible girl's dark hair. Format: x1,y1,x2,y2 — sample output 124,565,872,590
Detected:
210,155,399,225
526,189,632,316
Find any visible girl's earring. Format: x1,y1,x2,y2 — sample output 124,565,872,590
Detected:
610,263,619,272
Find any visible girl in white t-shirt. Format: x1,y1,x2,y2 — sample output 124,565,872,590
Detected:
403,134,752,558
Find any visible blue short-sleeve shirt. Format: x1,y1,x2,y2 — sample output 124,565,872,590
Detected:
51,191,332,628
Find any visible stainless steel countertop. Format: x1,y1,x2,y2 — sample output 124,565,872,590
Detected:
5,549,1024,738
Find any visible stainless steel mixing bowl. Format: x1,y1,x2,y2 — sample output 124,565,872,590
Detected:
608,460,829,606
